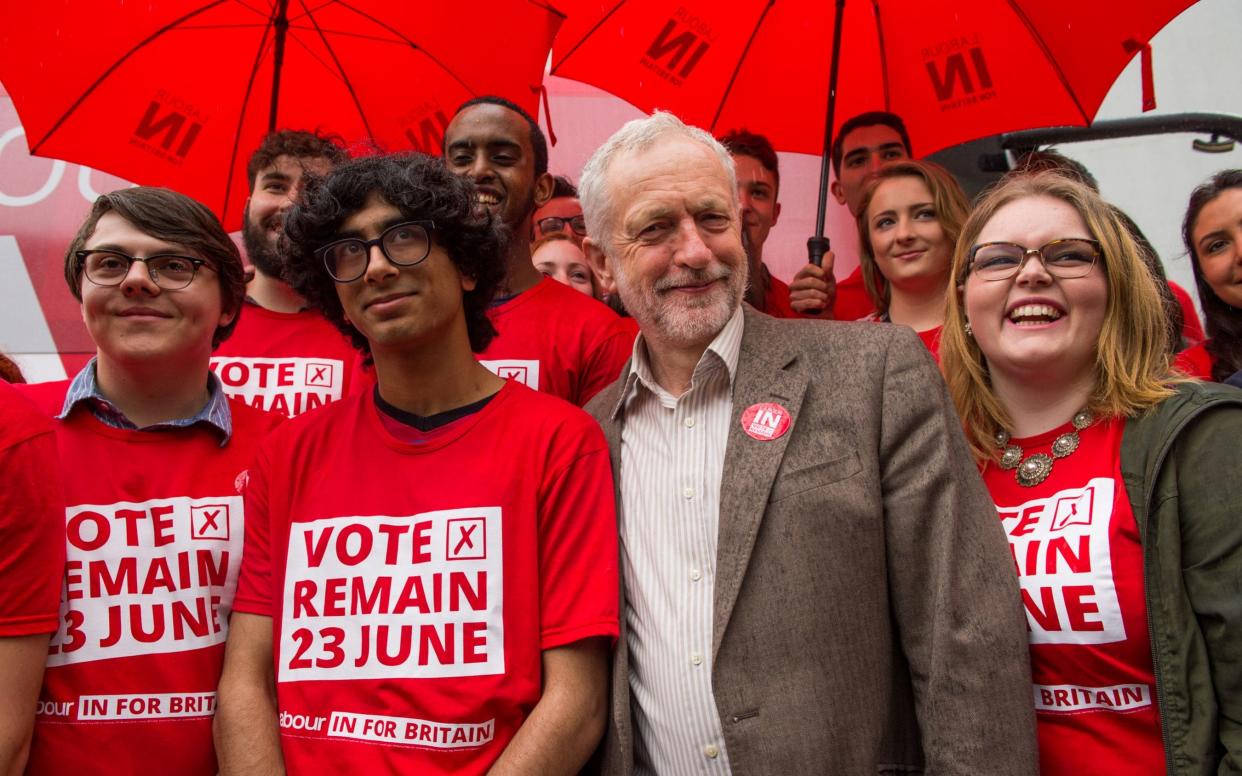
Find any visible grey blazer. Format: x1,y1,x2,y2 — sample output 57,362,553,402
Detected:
586,308,1038,775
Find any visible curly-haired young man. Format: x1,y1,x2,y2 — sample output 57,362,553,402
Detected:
215,153,618,776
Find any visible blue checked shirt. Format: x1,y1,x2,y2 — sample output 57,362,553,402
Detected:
58,358,233,445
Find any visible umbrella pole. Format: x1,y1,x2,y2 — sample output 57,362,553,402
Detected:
268,0,291,133
808,0,847,269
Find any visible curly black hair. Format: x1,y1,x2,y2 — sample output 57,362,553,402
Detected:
282,153,506,356
1183,169,1242,382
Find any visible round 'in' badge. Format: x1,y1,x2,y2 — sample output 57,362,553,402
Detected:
741,402,791,441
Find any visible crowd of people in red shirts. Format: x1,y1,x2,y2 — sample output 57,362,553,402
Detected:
2,96,1241,776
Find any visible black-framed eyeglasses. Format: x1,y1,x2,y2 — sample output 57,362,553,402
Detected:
537,215,587,236
317,221,435,283
966,238,1102,282
76,250,212,290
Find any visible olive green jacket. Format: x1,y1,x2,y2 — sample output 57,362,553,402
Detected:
1120,380,1242,775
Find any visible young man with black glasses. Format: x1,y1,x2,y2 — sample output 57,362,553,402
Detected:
16,187,280,775
215,153,618,776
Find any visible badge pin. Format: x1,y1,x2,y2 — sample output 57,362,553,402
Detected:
741,402,791,441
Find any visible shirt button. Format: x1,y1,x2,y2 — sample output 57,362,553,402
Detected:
691,652,703,666
682,486,695,499
684,416,696,428
690,568,702,581
704,744,719,759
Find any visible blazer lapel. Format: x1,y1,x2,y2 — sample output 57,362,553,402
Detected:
713,310,808,658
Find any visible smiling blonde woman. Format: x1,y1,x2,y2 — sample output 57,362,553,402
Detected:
941,171,1242,775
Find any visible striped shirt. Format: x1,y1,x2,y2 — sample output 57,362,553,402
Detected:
609,305,744,775
59,358,233,445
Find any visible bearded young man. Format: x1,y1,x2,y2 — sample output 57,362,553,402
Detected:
209,130,357,417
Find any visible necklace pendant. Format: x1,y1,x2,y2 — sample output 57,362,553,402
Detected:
1051,431,1080,458
1016,453,1054,487
998,445,1023,470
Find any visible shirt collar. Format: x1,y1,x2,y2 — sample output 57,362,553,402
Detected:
59,358,233,445
611,304,745,420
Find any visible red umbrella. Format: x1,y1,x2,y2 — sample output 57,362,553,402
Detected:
551,0,1197,263
0,0,562,230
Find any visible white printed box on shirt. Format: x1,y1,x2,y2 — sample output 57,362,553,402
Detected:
479,359,539,390
999,477,1124,645
210,357,344,416
279,507,505,683
49,496,244,666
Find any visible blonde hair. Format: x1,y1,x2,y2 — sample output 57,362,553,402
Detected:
855,160,969,313
941,171,1177,461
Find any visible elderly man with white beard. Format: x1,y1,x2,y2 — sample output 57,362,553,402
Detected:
579,111,1038,776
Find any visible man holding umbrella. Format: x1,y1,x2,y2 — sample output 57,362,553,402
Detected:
788,111,912,321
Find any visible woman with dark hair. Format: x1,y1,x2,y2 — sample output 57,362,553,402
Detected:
941,171,1242,774
855,159,968,358
1181,169,1242,386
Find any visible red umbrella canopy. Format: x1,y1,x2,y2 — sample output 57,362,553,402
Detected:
551,0,1196,157
0,0,562,230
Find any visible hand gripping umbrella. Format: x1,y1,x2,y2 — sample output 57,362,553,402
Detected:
0,0,563,230
552,0,1197,266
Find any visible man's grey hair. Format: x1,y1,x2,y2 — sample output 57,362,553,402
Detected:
579,111,737,256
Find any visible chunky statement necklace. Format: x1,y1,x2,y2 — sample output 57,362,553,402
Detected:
994,409,1094,488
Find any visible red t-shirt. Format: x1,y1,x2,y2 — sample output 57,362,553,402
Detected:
17,380,280,776
211,302,357,418
759,273,800,319
859,315,942,362
983,417,1165,775
480,276,632,406
0,381,65,637
1175,341,1213,380
233,380,619,774
832,265,877,321
916,325,942,362
1167,280,1205,346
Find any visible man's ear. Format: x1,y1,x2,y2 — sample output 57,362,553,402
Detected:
583,237,613,289
771,200,782,227
830,180,846,206
532,172,555,209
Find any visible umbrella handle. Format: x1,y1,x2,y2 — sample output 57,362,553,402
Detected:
807,235,831,268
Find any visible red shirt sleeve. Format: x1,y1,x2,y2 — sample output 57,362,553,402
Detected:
0,391,66,636
536,418,619,649
233,440,277,617
578,316,636,407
